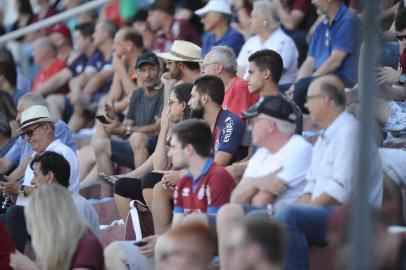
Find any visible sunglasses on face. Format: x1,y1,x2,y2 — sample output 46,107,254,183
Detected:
22,123,45,138
396,34,406,41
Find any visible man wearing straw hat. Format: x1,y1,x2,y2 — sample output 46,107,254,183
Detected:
16,105,80,196
157,40,202,101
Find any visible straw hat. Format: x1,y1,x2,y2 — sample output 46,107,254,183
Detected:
17,105,55,132
195,0,232,16
157,40,202,63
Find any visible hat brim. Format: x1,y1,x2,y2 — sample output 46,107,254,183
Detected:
17,118,56,134
157,52,202,63
195,8,231,16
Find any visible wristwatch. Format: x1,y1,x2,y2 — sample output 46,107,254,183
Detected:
398,74,406,85
125,125,132,137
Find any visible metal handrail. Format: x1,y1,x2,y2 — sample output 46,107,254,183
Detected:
0,0,111,45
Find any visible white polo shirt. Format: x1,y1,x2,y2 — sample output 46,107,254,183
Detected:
304,112,383,207
237,27,298,85
23,139,80,194
243,135,312,206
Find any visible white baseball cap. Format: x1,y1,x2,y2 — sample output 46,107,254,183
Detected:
195,0,232,16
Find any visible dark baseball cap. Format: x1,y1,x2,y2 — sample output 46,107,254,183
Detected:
135,51,159,69
243,96,297,123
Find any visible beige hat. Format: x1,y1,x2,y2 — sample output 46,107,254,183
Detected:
18,105,55,132
157,40,202,62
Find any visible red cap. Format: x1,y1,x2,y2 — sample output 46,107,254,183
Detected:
47,23,71,41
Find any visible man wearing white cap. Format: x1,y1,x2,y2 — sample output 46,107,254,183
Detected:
17,105,80,196
195,0,245,57
157,40,202,101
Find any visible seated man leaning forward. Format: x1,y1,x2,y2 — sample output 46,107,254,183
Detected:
18,105,80,196
229,95,312,208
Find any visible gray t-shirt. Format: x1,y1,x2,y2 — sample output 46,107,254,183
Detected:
72,193,101,238
126,87,164,127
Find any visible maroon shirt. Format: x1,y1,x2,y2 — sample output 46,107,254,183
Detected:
0,221,15,270
151,19,202,53
173,159,235,215
71,230,104,270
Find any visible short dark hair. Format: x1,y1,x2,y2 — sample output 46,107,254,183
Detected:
320,79,346,107
248,49,283,84
193,75,224,105
0,59,17,87
75,22,95,38
183,61,201,71
172,119,212,157
124,30,144,49
242,218,285,266
395,8,406,31
30,151,71,188
17,0,34,16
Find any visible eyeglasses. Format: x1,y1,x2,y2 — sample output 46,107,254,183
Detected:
22,123,45,138
201,62,220,69
396,34,406,41
305,94,326,102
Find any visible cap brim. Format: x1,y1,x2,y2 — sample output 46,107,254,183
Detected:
17,118,56,134
242,108,259,118
157,52,202,63
136,60,157,68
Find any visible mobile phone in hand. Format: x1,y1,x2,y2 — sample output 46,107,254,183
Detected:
134,240,147,247
96,115,111,124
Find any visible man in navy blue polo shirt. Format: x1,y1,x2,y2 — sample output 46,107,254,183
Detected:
287,0,361,112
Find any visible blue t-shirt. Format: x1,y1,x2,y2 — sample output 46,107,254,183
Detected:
308,4,360,86
0,138,15,158
68,54,87,76
202,27,245,57
84,50,113,100
85,50,105,73
213,109,245,155
4,119,76,166
11,88,29,104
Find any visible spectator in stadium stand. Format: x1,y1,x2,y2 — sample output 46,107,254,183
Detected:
47,23,74,64
237,0,298,89
9,184,104,270
147,0,201,53
32,37,69,96
201,45,258,118
195,0,245,57
157,40,202,101
222,218,285,270
286,0,361,112
0,221,14,270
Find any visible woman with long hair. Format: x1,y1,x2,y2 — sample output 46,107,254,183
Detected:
9,184,104,270
111,83,193,220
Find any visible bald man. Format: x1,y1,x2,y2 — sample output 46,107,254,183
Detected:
272,75,383,270
32,37,69,95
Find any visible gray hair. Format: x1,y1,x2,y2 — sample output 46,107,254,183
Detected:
253,0,280,26
19,93,49,110
210,46,237,75
268,115,296,135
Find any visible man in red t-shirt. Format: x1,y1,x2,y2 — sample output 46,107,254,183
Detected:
170,119,236,226
202,46,258,120
32,37,69,96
